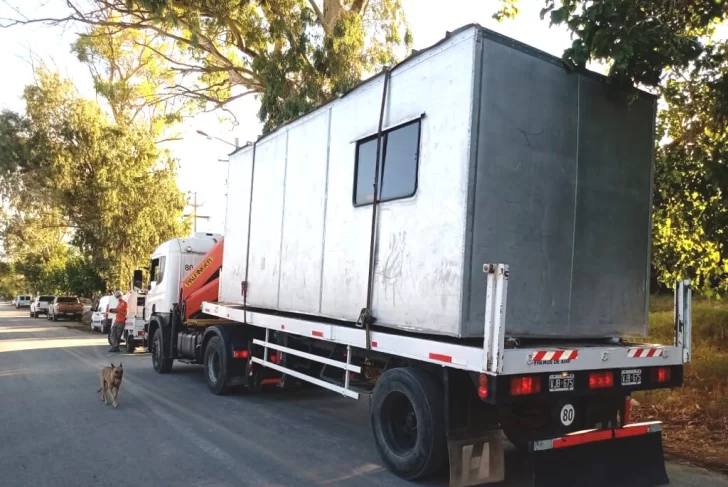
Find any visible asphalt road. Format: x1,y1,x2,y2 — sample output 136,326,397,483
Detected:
0,303,727,487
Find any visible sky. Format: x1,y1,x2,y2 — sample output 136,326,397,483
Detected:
0,0,583,234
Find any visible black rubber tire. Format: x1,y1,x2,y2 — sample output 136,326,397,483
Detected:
52,312,58,322
151,328,173,374
30,311,34,318
370,367,447,480
126,336,135,354
204,336,230,395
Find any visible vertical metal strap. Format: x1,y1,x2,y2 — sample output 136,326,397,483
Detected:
483,264,496,372
264,328,270,364
344,345,352,390
361,68,392,349
243,142,258,324
491,265,509,374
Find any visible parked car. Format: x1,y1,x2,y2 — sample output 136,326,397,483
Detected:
48,296,83,321
30,295,55,318
91,295,118,333
14,295,32,308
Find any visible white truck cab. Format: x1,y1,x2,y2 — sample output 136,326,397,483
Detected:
144,232,222,324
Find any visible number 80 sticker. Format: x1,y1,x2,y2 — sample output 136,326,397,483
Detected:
560,404,575,426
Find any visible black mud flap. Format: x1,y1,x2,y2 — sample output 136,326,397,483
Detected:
531,431,668,487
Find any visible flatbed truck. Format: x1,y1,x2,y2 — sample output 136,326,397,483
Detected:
138,24,693,487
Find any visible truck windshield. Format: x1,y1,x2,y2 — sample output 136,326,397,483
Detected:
39,296,54,301
57,297,79,303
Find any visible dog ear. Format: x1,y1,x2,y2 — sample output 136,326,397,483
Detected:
110,363,115,367
119,362,122,368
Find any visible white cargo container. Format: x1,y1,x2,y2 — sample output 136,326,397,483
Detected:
221,25,656,339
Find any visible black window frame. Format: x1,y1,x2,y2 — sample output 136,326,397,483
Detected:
149,256,166,286
352,118,422,207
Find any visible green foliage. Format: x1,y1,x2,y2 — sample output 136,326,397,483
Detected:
495,1,728,295
4,0,412,133
72,18,193,133
0,67,190,293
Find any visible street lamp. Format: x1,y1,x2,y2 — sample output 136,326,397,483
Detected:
196,129,239,148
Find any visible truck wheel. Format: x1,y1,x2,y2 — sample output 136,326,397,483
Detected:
370,367,447,480
204,336,230,395
126,336,136,354
52,312,58,322
30,311,34,318
152,328,173,374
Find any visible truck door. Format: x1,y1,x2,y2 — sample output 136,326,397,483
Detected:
144,256,167,319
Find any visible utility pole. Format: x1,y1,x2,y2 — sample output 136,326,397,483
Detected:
184,191,210,232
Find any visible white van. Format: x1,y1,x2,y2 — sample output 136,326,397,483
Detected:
14,295,32,308
90,295,118,333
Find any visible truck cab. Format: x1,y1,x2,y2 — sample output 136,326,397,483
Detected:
143,232,222,327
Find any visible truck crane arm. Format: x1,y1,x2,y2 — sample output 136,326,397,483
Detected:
179,237,224,321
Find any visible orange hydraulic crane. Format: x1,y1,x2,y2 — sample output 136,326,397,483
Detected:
179,237,224,321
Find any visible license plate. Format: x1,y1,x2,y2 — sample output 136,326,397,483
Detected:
549,374,574,392
621,369,642,386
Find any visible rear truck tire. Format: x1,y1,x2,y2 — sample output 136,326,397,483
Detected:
52,312,58,322
30,311,34,318
370,367,447,480
126,336,135,354
151,328,173,374
204,336,230,395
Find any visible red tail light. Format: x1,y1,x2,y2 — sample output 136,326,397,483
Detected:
510,375,541,395
105,303,109,319
478,374,488,399
233,350,249,359
269,351,278,363
589,371,614,389
653,367,672,383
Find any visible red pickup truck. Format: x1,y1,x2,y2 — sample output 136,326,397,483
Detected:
48,296,83,321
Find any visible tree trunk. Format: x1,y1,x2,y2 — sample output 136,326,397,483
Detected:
322,0,343,34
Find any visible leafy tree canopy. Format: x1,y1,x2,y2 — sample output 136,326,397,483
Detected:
0,68,189,292
2,0,412,133
496,0,728,295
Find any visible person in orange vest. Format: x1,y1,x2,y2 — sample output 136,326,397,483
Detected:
108,291,128,353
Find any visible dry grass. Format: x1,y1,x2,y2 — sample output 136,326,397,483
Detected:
631,296,728,472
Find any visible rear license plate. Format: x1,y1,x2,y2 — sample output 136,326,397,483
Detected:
621,369,642,386
549,374,574,392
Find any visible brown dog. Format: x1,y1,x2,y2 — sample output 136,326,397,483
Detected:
97,363,123,408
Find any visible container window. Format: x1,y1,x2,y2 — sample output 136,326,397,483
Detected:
354,119,421,206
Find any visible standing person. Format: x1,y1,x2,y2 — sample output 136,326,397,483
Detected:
108,291,128,353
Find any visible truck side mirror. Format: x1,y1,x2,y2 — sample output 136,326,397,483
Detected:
133,269,143,290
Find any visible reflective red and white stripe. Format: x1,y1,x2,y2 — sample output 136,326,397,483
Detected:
531,350,579,362
627,347,664,358
532,422,662,451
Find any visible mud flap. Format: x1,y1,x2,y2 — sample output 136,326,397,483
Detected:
530,427,668,487
448,431,505,487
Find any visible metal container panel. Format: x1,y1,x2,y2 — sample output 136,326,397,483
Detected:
219,149,254,304
463,31,655,338
320,28,477,333
318,84,385,322
568,76,655,336
278,110,332,314
368,33,476,334
464,35,579,338
245,133,288,309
